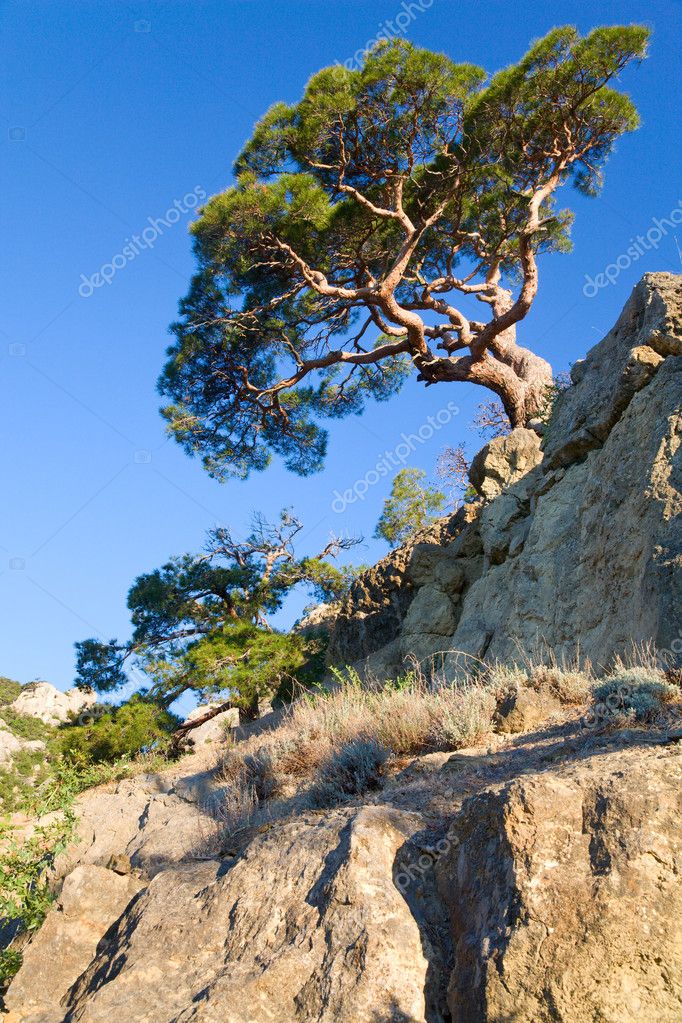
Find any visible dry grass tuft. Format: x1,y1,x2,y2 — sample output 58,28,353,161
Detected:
207,648,676,851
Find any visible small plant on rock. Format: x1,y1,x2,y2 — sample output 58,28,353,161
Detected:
590,668,679,726
308,736,390,808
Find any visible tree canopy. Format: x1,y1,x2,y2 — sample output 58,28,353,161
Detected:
160,26,649,480
75,512,357,714
374,468,445,547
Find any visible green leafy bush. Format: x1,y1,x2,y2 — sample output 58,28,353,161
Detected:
56,698,180,765
0,708,52,744
0,762,82,992
0,678,21,707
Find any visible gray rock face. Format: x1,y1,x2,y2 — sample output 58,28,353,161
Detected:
0,727,44,765
436,744,682,1023
8,682,96,725
469,427,543,500
182,704,240,746
54,806,432,1023
4,866,144,1023
327,273,682,675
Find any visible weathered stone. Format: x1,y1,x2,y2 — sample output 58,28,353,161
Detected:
405,542,448,586
8,682,96,725
3,865,144,1023
544,271,682,468
182,703,240,746
0,726,45,765
327,504,479,668
51,767,219,882
402,585,456,637
436,745,682,1023
493,686,560,733
0,728,27,765
8,727,682,1023
469,428,543,500
53,807,432,1023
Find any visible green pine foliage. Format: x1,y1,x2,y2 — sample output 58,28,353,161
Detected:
374,468,445,547
74,511,355,715
55,698,180,766
159,27,649,478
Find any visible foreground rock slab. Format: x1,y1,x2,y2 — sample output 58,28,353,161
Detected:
6,729,681,1023
57,807,432,1023
4,866,143,1023
437,742,682,1023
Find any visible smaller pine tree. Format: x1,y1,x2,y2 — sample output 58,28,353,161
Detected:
374,469,445,548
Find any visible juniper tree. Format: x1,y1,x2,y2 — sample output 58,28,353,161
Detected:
75,512,357,716
160,27,648,480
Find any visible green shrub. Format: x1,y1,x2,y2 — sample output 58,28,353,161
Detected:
308,736,390,808
0,708,53,743
0,762,82,993
0,678,22,707
592,668,679,724
56,697,180,765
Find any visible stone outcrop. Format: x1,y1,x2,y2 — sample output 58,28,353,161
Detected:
180,703,240,746
4,866,144,1023
0,728,44,765
5,709,681,1022
7,682,96,725
327,273,682,676
436,743,682,1023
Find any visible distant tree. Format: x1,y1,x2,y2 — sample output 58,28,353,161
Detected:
160,27,648,480
436,443,477,506
75,512,358,717
471,399,512,439
375,468,445,547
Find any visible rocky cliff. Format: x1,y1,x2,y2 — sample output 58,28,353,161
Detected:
327,272,682,678
3,275,682,1023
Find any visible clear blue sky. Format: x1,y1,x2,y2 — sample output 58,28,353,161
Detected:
1,0,680,691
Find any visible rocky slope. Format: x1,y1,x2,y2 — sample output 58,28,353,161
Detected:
4,698,682,1023
3,275,681,1023
6,684,95,727
327,272,682,678
0,683,94,770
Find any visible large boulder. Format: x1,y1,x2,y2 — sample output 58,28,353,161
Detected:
8,682,96,725
181,703,240,746
30,807,434,1023
436,743,682,1023
3,866,143,1023
469,427,543,501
